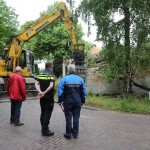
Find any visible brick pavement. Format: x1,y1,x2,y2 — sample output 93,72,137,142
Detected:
0,100,150,150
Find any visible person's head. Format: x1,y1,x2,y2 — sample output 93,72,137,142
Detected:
67,64,76,74
15,66,22,73
45,61,53,70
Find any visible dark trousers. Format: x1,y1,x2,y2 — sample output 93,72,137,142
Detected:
40,98,54,131
64,103,81,136
10,100,22,123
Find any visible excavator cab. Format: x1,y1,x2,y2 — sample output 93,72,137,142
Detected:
20,49,35,73
1,48,35,73
0,48,35,91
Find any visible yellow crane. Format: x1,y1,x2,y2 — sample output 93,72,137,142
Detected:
0,2,85,91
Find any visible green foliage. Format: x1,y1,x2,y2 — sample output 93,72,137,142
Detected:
99,44,126,81
86,94,150,114
53,55,63,78
72,0,150,96
132,41,150,75
54,78,61,98
0,0,18,52
34,64,40,75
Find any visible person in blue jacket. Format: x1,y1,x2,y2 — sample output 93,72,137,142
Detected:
58,64,86,139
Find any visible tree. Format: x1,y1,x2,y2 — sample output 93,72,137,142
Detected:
73,0,150,97
0,0,18,52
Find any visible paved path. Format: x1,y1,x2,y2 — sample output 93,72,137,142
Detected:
0,99,150,150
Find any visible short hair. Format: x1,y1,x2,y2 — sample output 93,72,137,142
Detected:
15,66,22,72
45,62,53,69
67,64,76,74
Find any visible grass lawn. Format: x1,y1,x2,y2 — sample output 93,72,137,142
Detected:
86,95,150,114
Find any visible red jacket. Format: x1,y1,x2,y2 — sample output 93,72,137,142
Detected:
7,73,26,101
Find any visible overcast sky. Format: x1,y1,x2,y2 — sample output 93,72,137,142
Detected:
5,0,102,48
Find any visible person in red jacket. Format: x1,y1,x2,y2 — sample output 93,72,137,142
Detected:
7,66,26,126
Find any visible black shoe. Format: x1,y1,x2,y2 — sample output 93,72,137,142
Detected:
73,134,78,139
64,133,71,139
42,130,54,136
71,129,78,139
14,122,24,126
10,121,15,124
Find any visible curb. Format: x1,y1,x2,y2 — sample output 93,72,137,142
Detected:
54,101,103,111
0,100,10,103
82,105,103,111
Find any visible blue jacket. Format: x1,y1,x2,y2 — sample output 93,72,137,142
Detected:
58,74,86,104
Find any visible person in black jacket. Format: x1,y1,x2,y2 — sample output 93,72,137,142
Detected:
35,62,55,136
58,64,86,139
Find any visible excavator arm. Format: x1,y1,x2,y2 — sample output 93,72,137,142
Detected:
17,2,78,45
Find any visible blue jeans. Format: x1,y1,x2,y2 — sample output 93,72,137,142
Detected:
63,103,81,136
10,100,22,123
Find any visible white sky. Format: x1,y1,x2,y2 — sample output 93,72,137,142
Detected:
5,0,102,48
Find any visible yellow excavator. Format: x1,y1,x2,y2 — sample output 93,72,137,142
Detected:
0,2,85,92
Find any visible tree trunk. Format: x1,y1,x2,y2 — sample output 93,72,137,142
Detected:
123,6,132,97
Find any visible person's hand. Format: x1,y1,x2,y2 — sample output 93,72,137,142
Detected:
58,102,62,105
37,92,44,99
58,102,64,112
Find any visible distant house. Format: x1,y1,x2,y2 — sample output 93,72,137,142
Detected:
90,44,101,58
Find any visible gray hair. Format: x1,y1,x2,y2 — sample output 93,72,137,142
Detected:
67,64,76,74
15,66,22,72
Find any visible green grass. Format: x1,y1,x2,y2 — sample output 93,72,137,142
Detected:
86,95,150,114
